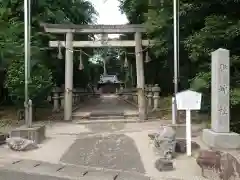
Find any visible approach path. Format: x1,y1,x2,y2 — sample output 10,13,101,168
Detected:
72,94,138,119
0,94,207,180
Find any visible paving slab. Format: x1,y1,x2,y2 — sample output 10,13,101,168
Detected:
5,159,42,169
0,169,72,180
30,162,65,173
83,171,117,180
61,134,145,173
57,165,89,177
0,159,152,180
116,172,151,180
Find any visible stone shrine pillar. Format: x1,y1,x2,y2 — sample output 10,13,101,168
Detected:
202,48,240,149
64,32,73,121
135,32,147,121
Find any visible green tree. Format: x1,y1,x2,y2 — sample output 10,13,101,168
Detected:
0,0,97,102
119,0,240,130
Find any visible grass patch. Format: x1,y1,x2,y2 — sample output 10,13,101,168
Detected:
159,96,172,110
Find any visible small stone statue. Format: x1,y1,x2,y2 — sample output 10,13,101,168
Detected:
153,126,176,160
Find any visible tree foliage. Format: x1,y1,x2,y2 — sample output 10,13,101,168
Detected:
0,0,97,102
119,0,240,129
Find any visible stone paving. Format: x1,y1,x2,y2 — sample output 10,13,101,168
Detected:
0,95,209,180
72,94,138,119
0,121,207,180
61,134,145,173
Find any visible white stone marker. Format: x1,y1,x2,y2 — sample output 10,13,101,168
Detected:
202,48,240,149
211,48,230,132
176,90,202,156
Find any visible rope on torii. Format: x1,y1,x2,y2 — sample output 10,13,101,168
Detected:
145,50,151,63
56,39,152,71
56,40,153,58
78,50,84,70
57,41,63,59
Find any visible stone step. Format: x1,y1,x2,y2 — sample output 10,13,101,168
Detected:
0,159,152,180
89,116,126,120
90,111,125,117
72,112,139,121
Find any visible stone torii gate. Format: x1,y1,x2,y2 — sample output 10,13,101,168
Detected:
41,23,151,121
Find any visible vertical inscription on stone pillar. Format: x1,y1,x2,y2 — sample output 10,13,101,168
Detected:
211,48,230,133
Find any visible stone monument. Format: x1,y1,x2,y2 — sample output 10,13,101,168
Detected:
202,48,240,149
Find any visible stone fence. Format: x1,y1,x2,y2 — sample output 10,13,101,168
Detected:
51,87,96,112
118,84,161,111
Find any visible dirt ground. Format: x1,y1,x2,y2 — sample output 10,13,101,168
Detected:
0,105,63,133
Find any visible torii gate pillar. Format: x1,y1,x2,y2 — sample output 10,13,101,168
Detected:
64,32,74,121
135,32,147,121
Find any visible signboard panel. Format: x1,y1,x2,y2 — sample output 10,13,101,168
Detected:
176,90,202,110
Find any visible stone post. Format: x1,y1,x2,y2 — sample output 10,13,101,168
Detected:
60,92,64,109
135,92,138,104
73,88,77,105
147,84,153,108
52,87,61,112
64,32,73,121
145,85,149,104
135,32,147,121
75,89,80,103
152,84,160,110
133,90,138,103
202,48,240,149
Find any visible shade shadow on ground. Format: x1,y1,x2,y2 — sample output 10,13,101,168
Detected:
61,134,145,173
